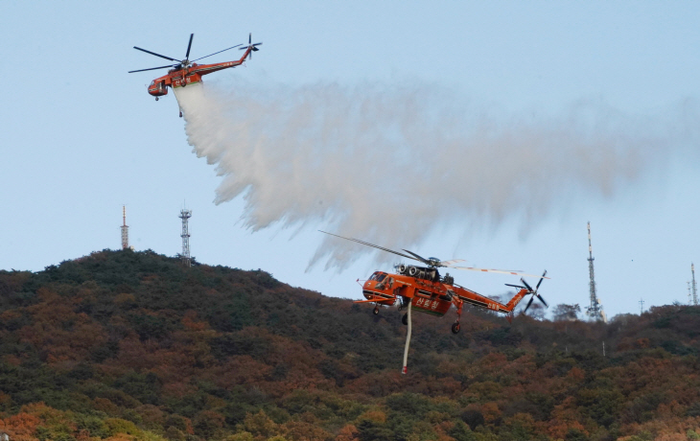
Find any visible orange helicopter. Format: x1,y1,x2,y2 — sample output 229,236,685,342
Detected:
320,231,549,373
129,33,261,110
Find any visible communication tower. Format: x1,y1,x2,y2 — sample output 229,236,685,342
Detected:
121,205,129,250
179,208,192,267
692,263,698,305
585,222,606,322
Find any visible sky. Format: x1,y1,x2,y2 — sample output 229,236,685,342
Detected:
2,0,699,320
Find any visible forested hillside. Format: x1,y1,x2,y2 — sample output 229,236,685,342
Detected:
0,250,699,441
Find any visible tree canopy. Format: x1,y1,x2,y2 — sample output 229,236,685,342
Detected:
0,249,699,441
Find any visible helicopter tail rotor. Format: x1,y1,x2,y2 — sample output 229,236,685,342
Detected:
239,32,262,59
507,270,548,313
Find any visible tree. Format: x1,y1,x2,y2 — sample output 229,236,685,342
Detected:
448,421,477,441
241,411,278,439
356,420,393,441
553,304,581,321
524,303,546,320
192,411,225,440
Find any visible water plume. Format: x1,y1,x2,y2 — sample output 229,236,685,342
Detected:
174,81,695,270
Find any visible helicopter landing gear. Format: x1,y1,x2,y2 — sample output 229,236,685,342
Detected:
402,313,408,326
373,305,379,315
451,322,461,334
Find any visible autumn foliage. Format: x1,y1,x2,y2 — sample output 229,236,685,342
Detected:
0,249,699,441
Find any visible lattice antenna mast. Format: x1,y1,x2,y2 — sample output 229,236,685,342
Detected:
179,209,192,267
585,222,605,322
692,263,698,306
121,205,129,250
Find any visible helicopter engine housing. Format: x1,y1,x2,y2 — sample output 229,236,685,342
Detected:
408,266,429,279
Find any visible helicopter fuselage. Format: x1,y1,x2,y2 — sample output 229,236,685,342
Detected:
362,267,530,318
147,60,243,97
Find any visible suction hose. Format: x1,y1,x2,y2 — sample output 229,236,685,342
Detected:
402,300,412,374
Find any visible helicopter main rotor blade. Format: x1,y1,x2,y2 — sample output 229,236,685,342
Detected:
128,64,177,73
192,44,243,62
185,33,194,59
133,46,179,62
401,249,432,266
439,259,465,266
319,231,422,263
451,265,548,279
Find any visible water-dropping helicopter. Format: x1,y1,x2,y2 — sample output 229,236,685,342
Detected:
320,231,549,373
129,33,261,115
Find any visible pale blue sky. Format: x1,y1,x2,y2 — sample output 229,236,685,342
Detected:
2,1,699,319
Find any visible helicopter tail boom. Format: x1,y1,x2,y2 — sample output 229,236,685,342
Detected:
502,288,530,312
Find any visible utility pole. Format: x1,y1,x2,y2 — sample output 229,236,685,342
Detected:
639,298,645,314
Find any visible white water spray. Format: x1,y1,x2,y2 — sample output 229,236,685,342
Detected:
174,81,696,269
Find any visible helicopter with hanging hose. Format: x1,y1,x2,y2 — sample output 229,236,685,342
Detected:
320,231,549,374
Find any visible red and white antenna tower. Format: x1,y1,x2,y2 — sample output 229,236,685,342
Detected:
121,205,129,250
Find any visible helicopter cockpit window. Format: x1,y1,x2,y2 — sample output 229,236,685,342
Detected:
369,272,387,282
